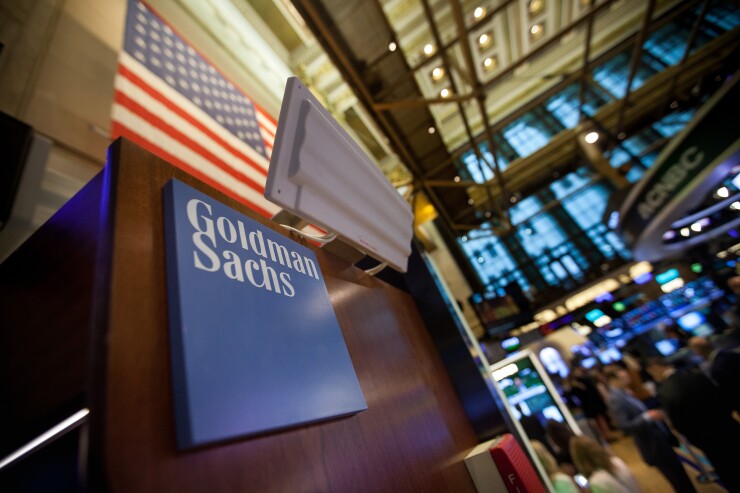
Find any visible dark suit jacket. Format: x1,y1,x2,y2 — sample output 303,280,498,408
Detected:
711,348,740,412
607,388,676,466
657,368,740,451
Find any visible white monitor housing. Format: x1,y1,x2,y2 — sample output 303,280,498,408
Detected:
264,77,413,273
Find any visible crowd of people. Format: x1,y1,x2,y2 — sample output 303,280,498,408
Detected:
524,327,740,493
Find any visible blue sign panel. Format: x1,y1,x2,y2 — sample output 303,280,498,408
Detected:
163,179,366,449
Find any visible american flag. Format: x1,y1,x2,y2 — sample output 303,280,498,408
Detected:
112,0,280,218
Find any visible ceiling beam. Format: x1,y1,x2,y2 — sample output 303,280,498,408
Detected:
480,0,616,94
449,0,512,226
667,0,713,99
419,0,503,219
372,92,475,111
614,0,657,134
372,0,518,102
291,0,459,232
578,0,597,122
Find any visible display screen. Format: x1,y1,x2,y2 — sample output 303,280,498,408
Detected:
655,268,680,285
655,339,680,356
493,355,566,425
585,309,606,323
677,312,704,330
501,336,521,353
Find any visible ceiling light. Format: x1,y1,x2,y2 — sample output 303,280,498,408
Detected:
431,66,444,81
530,23,543,35
584,131,599,144
440,88,450,98
731,201,740,210
388,41,397,52
717,186,729,198
454,176,461,183
478,33,490,47
428,126,435,134
483,56,497,71
680,227,690,237
691,222,702,232
529,0,543,15
474,6,485,19
423,43,434,56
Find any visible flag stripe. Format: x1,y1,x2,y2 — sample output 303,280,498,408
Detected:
113,90,266,196
112,105,280,216
114,72,267,183
118,53,269,173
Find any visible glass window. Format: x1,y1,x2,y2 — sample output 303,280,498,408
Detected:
460,231,531,293
502,112,555,158
550,169,593,200
459,137,519,184
593,52,657,98
704,2,740,32
510,195,542,225
545,84,609,129
653,108,696,138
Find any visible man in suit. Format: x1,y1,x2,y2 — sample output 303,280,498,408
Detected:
688,335,740,413
645,357,740,492
605,367,697,493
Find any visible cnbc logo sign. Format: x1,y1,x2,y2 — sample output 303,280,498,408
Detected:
636,146,704,222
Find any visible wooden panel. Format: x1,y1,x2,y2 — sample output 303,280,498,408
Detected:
92,139,479,492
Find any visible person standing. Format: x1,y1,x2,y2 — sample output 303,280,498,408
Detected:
531,440,580,493
645,357,740,493
604,367,697,493
570,435,641,493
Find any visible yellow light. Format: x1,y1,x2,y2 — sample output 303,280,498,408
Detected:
474,6,486,19
530,23,543,36
388,41,397,52
454,176,461,182
428,126,435,134
529,0,543,14
479,33,489,46
440,88,450,98
431,66,444,81
423,43,434,56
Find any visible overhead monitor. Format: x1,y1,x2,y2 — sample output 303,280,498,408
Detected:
264,77,414,272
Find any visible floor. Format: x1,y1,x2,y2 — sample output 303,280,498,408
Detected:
608,436,727,493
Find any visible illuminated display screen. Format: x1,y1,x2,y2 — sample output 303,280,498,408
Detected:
585,309,606,323
493,356,566,424
655,268,680,285
501,336,521,353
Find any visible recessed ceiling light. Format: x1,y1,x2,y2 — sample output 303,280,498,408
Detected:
388,41,397,52
530,23,543,37
529,0,543,15
680,227,690,237
474,6,485,19
440,88,450,98
454,176,461,183
423,43,434,56
584,131,599,144
428,126,436,134
483,56,497,71
479,33,489,46
431,66,444,81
